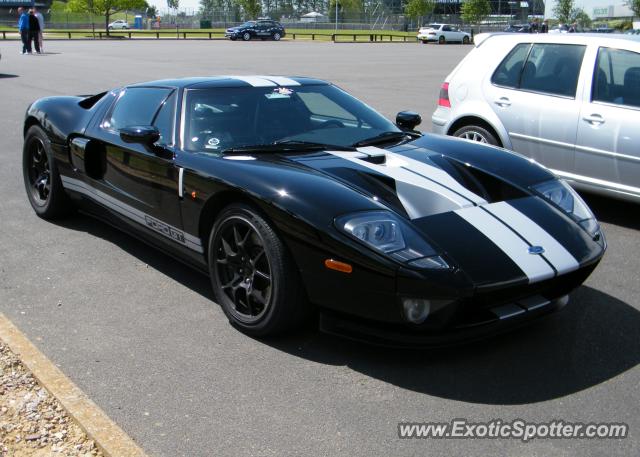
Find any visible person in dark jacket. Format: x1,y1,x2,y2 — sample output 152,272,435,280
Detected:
18,7,30,54
541,19,549,33
28,8,41,53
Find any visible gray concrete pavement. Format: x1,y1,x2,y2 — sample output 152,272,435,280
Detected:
0,40,639,457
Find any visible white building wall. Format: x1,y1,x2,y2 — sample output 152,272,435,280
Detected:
544,0,635,19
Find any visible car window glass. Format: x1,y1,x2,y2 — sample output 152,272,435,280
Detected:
152,91,176,144
443,25,451,31
520,43,586,97
593,47,640,108
491,43,530,88
104,88,172,132
183,86,397,152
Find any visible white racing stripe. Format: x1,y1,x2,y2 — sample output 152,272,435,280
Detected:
358,147,487,205
61,176,204,254
229,76,276,87
258,76,301,86
326,148,474,218
455,206,556,283
483,202,579,275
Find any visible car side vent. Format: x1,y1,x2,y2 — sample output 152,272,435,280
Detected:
78,92,107,109
358,154,386,165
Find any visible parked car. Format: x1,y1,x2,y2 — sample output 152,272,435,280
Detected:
503,24,531,33
225,20,286,41
432,33,640,202
549,24,569,34
21,75,604,345
417,24,471,44
107,20,129,30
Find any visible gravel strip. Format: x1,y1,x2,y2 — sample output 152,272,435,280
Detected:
0,342,104,457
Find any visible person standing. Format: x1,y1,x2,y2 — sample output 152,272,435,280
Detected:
28,8,41,54
541,19,549,33
34,7,45,53
18,7,30,55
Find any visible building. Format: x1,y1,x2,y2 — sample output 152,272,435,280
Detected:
544,0,635,20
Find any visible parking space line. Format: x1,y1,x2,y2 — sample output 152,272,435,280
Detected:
0,313,149,457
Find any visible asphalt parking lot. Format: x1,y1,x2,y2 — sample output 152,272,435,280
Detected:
0,39,639,457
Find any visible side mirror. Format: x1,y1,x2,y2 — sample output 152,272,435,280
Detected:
119,126,160,145
396,111,422,131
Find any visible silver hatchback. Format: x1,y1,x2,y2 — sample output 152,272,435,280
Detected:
432,33,640,202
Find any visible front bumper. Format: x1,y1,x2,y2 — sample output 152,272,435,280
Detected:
319,261,599,348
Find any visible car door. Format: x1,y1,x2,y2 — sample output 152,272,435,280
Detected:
83,87,184,238
573,45,640,195
442,25,454,41
484,42,587,173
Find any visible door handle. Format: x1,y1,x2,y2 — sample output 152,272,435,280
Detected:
583,114,605,125
494,97,511,107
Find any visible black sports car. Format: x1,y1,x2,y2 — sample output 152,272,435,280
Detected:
22,75,605,346
225,20,285,41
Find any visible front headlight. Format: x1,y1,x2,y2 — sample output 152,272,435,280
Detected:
532,179,600,237
335,211,450,269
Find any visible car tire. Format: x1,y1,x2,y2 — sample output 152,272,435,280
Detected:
208,204,308,336
242,32,251,41
273,32,281,41
23,125,73,219
463,35,470,44
438,35,445,44
230,36,237,41
108,26,112,30
453,125,500,146
421,39,428,44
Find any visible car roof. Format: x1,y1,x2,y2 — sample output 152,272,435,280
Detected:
126,76,329,89
474,32,640,48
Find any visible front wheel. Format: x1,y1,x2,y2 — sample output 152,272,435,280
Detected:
273,32,281,41
23,125,73,219
242,32,251,41
453,125,499,146
421,39,428,44
208,204,307,336
229,36,237,41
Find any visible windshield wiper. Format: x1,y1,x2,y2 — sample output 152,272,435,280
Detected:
223,140,355,154
352,131,414,148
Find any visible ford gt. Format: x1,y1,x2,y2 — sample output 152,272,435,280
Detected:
22,75,605,346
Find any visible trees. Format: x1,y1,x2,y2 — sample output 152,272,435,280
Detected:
461,0,490,30
553,0,575,23
626,0,640,18
237,0,261,18
67,0,147,32
405,0,435,23
572,8,592,29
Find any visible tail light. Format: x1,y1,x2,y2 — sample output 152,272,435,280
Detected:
438,82,451,108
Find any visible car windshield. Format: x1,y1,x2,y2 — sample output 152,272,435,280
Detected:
426,24,440,29
183,84,400,153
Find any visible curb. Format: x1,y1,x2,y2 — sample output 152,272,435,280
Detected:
0,313,149,457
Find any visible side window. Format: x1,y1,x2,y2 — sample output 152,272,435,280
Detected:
593,47,640,108
520,44,586,97
491,43,531,88
152,92,176,145
103,88,172,132
442,25,451,32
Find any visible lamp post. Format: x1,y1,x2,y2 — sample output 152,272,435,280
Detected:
335,0,338,31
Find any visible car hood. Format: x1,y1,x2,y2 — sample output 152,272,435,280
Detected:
283,135,604,286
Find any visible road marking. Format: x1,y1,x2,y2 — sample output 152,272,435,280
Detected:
0,313,149,457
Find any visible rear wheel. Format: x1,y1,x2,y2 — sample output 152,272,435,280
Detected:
453,125,499,146
242,32,251,41
463,35,470,44
208,204,307,336
22,125,73,219
438,35,445,44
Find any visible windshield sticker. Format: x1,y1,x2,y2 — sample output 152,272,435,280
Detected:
266,87,294,99
205,137,221,149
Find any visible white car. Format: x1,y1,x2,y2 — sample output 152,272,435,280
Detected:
108,20,129,30
417,24,471,44
431,33,640,202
